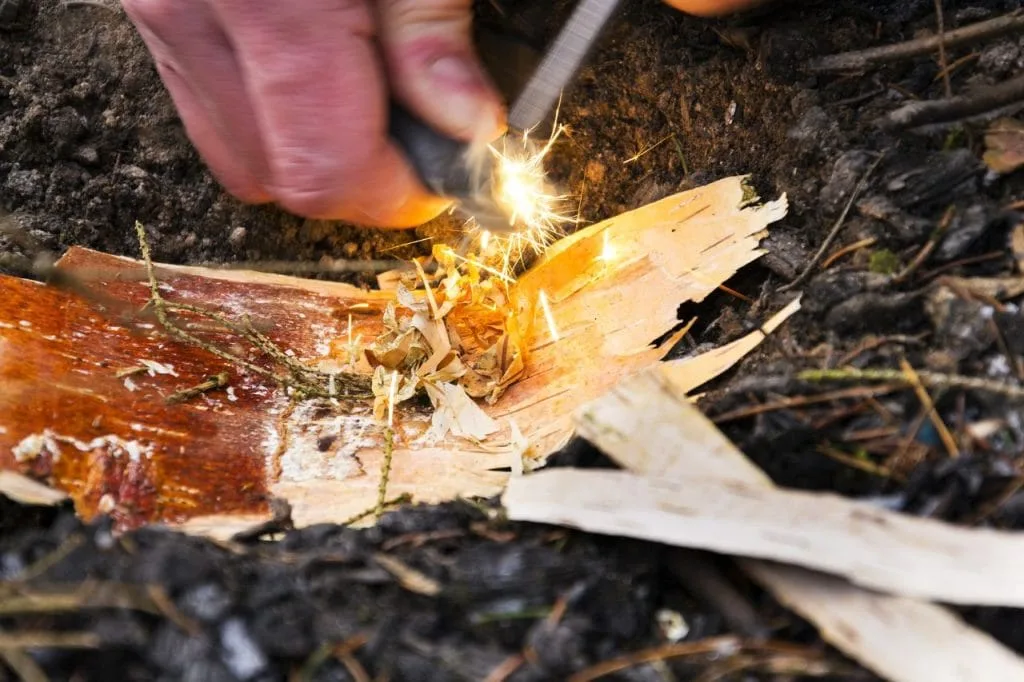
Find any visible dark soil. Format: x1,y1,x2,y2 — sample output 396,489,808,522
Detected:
4,0,1024,679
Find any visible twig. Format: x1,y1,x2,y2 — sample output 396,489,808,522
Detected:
891,205,954,284
710,385,902,423
341,493,411,527
881,72,1024,131
483,654,525,682
836,333,928,366
375,427,395,520
133,221,371,400
0,632,100,649
166,372,229,404
567,637,740,682
967,474,1024,525
193,258,413,275
821,237,876,269
933,52,980,84
372,552,441,596
0,649,47,682
799,367,1024,400
809,9,1024,72
779,154,885,292
933,0,952,98
898,357,959,458
817,444,904,481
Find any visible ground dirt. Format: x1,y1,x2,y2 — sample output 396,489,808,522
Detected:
4,0,1024,679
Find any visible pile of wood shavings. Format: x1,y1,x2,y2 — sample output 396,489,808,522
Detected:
356,245,527,444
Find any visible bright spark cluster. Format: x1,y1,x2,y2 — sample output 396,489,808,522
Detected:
472,124,578,278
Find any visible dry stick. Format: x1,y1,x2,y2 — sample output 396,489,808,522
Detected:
809,9,1024,72
710,384,902,424
881,71,1024,131
898,357,959,458
800,367,1024,400
778,154,885,293
0,649,47,682
375,427,396,520
821,237,876,269
0,632,100,649
933,0,952,98
192,258,412,275
567,637,740,682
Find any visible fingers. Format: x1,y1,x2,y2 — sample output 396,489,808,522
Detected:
662,0,765,16
376,0,505,144
125,0,451,226
121,0,271,204
210,0,453,225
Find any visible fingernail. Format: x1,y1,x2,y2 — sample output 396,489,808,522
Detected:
427,56,502,138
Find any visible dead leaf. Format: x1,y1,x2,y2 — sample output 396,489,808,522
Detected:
983,118,1024,174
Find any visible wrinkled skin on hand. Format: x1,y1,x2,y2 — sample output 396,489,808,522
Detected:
122,0,760,227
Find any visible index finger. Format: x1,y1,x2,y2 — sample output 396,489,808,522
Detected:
209,0,447,226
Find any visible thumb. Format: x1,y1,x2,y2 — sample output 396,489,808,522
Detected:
377,0,505,143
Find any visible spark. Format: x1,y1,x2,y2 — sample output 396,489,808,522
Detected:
444,248,515,283
380,235,434,252
599,230,615,262
414,259,441,318
462,111,578,280
538,289,559,343
624,133,672,165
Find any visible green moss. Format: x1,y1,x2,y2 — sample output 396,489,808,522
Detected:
868,249,901,275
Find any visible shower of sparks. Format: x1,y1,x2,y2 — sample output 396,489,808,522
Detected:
538,289,560,343
464,121,579,279
444,248,516,283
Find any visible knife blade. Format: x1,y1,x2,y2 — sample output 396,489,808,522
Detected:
388,0,623,233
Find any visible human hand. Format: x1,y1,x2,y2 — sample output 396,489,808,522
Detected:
123,0,761,228
122,0,506,227
663,0,764,16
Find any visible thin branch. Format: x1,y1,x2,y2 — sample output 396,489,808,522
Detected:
799,367,1024,400
778,154,885,292
880,72,1024,131
933,0,952,98
809,9,1024,73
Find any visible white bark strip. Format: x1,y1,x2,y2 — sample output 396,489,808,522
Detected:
504,467,1024,607
502,366,1024,682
